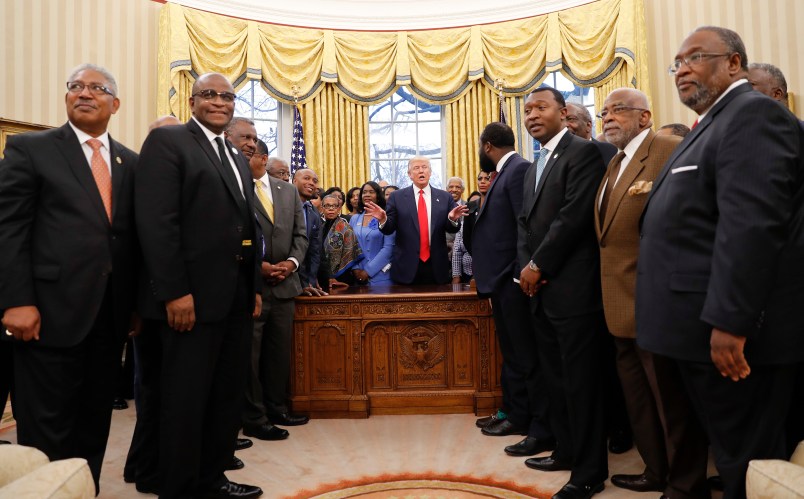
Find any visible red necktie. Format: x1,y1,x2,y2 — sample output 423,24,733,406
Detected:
87,138,112,221
489,171,498,184
418,189,430,262
691,119,698,130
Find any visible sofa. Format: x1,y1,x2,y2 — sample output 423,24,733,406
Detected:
746,441,804,498
0,444,94,498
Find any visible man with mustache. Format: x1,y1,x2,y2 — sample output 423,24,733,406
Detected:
0,64,138,494
636,26,804,499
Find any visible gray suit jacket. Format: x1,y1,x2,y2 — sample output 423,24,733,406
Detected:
254,176,308,299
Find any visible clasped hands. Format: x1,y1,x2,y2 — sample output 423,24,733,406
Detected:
518,266,547,297
166,292,262,332
261,260,295,285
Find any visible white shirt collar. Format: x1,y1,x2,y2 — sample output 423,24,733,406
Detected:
192,116,226,142
496,151,517,172
414,184,431,196
622,128,651,160
540,126,570,153
68,121,109,150
697,78,748,121
254,172,270,185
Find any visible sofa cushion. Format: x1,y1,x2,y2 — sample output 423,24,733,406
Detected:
746,459,804,499
0,458,94,499
0,444,50,488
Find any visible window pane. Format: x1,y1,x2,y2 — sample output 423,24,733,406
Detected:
369,100,392,122
254,121,279,156
417,122,441,157
554,72,576,93
392,96,417,122
428,158,443,189
235,85,253,116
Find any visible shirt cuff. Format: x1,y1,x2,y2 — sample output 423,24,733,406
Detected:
288,257,299,271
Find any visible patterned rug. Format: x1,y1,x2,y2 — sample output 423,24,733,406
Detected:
0,400,13,435
288,472,550,498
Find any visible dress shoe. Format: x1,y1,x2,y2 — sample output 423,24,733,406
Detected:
235,437,253,451
205,480,263,498
610,473,664,492
481,418,527,437
707,475,724,491
607,431,633,454
112,397,129,410
267,412,309,426
243,424,289,441
551,481,604,499
476,411,505,428
504,436,556,456
226,455,245,471
525,455,572,472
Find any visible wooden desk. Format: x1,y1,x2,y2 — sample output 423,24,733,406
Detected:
291,284,503,418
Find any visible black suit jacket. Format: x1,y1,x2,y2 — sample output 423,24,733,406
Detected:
592,138,618,165
0,123,139,347
517,131,606,317
380,185,459,284
135,119,260,321
473,153,530,294
636,83,804,364
298,201,322,288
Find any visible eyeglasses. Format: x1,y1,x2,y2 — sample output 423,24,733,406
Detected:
192,89,236,103
668,52,731,75
66,81,115,97
273,170,290,179
322,204,340,210
596,106,648,120
477,174,491,181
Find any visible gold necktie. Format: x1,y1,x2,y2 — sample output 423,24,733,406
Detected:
86,138,112,221
255,180,274,222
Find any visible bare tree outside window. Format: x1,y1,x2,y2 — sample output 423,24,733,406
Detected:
235,81,280,156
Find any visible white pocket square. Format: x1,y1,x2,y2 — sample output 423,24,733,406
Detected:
671,165,698,174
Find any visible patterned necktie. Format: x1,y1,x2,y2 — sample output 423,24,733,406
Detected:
86,138,112,222
418,189,430,262
254,180,274,222
599,151,627,227
534,148,550,191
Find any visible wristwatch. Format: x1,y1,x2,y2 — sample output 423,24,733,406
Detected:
527,260,540,273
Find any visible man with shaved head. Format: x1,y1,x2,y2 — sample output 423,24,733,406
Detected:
136,72,263,498
596,88,709,498
637,27,804,498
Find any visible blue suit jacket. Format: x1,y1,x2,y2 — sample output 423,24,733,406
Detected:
299,201,321,287
380,185,459,284
472,153,530,294
350,213,395,284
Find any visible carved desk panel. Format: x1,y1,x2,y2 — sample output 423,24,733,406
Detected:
292,284,503,418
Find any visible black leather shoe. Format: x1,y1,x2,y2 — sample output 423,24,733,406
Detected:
235,437,253,451
707,475,724,491
267,412,309,426
476,412,505,428
226,455,245,471
205,480,263,498
610,473,664,492
525,455,572,472
505,436,556,456
551,481,604,499
243,424,289,441
112,398,129,410
481,418,527,437
608,430,633,454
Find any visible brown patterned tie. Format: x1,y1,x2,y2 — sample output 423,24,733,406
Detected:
86,138,112,222
598,151,626,228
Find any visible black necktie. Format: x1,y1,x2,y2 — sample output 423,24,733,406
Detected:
214,137,244,199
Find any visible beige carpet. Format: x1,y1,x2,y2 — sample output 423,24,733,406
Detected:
0,407,721,498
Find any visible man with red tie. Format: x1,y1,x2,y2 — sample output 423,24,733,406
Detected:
365,156,467,285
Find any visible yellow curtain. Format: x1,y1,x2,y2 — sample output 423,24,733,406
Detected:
301,85,369,193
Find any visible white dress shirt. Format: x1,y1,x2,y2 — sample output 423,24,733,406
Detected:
597,128,651,209
192,116,245,198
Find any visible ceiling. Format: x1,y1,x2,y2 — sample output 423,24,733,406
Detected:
167,0,594,30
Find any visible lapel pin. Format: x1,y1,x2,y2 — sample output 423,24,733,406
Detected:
115,156,122,164
436,197,440,202
553,154,559,159
231,148,238,155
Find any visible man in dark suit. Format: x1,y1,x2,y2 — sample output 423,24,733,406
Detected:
595,88,710,497
0,64,138,493
135,72,263,499
230,122,309,435
365,156,467,285
472,122,553,454
566,102,618,166
517,87,608,499
637,27,804,499
293,168,327,296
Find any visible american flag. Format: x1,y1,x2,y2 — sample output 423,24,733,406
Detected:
290,105,307,174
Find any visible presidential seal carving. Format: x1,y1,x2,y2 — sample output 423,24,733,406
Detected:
399,330,445,371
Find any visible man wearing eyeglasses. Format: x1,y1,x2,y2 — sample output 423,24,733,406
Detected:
267,157,292,182
636,26,804,499
0,63,138,494
594,89,710,498
136,72,264,499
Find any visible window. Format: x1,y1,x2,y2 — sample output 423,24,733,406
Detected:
532,72,595,155
369,87,444,188
235,81,281,156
